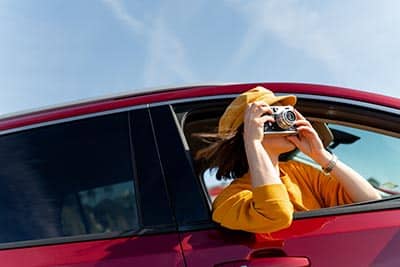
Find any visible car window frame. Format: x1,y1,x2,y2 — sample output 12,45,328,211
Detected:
163,94,400,229
149,104,212,232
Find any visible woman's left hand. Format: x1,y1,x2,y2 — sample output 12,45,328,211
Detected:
288,110,381,202
286,110,329,164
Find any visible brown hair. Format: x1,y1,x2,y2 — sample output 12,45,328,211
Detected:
194,124,297,180
195,125,248,180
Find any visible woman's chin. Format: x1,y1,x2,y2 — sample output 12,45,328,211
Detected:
262,136,297,154
280,143,297,153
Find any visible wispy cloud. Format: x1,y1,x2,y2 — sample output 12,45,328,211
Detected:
225,0,400,95
224,0,342,75
101,0,195,87
102,0,144,35
143,16,196,86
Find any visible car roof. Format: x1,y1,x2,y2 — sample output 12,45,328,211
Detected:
0,82,399,132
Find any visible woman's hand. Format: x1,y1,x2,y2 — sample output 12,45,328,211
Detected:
243,101,274,144
288,110,381,202
243,102,282,186
286,110,331,166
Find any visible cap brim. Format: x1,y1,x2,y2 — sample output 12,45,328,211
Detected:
272,95,297,106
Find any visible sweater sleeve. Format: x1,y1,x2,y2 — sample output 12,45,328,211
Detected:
319,173,354,207
212,178,294,233
296,161,353,207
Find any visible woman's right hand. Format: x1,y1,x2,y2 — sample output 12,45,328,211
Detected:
243,101,282,186
243,101,275,144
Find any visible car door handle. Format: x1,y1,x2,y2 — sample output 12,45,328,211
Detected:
215,256,310,267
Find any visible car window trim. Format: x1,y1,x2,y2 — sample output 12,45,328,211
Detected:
150,94,400,114
294,198,400,219
0,225,178,251
0,104,148,136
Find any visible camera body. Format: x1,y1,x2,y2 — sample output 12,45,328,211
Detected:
264,106,297,135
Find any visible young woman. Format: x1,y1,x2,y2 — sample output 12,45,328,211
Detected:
197,86,381,233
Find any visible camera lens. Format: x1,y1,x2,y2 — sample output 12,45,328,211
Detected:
276,110,296,129
284,110,296,122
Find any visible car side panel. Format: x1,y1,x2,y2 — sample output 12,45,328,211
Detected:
0,235,185,267
180,210,400,267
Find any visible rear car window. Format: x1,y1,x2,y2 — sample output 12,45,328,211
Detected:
0,112,139,244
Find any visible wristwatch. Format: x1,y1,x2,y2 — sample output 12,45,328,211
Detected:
322,154,338,175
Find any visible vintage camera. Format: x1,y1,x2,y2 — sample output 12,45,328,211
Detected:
263,106,297,135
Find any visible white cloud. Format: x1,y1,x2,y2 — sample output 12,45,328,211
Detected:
226,0,400,97
102,0,145,35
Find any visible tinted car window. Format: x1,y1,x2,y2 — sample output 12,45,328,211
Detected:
0,112,138,244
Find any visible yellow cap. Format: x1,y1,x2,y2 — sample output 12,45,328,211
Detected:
218,86,297,136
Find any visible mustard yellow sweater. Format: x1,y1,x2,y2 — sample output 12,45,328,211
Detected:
212,160,353,233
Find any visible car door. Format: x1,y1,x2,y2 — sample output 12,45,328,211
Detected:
0,108,184,267
151,95,400,267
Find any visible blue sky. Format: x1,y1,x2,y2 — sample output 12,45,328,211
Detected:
1,0,400,115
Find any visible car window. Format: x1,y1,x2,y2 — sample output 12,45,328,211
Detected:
0,112,139,244
174,98,400,208
201,124,400,205
61,181,136,236
201,122,400,203
295,123,400,198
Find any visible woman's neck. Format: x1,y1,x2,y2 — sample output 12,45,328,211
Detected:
265,149,281,175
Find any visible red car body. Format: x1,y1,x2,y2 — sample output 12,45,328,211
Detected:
0,83,399,267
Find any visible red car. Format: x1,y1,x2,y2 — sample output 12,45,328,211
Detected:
0,83,399,267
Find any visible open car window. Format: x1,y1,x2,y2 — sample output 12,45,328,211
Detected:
173,96,400,210
295,123,400,198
